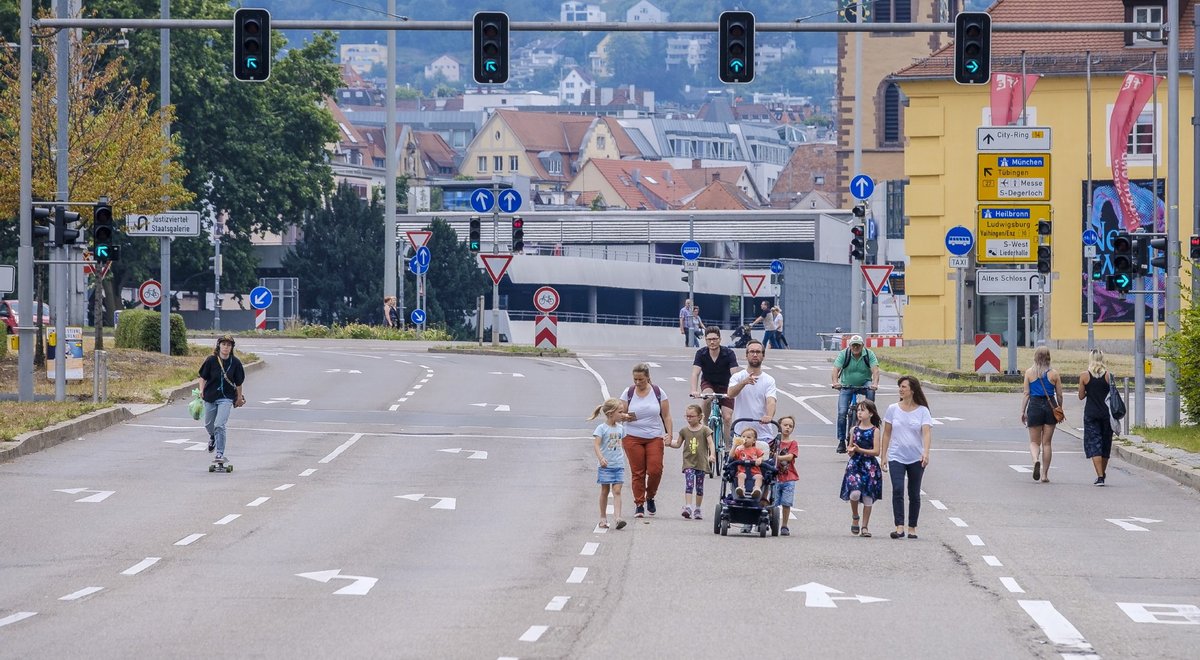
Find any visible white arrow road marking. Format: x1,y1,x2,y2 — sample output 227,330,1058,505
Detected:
262,398,310,406
60,587,103,601
546,596,570,611
164,439,207,451
1010,465,1034,473
1019,600,1098,655
786,582,888,608
295,570,378,596
438,448,489,460
121,557,160,575
1106,517,1162,532
775,390,834,424
54,488,115,503
488,371,526,377
1117,602,1200,625
395,494,457,510
0,612,37,628
469,403,511,411
519,625,548,642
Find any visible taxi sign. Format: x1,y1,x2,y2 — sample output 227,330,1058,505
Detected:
977,153,1051,201
975,204,1051,264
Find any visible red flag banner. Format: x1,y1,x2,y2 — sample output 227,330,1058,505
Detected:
1109,72,1162,232
989,73,1040,126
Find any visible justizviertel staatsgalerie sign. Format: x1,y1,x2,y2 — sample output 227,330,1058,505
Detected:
124,211,202,237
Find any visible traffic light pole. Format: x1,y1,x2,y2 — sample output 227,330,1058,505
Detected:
53,0,70,401
1164,0,1181,425
161,0,172,355
491,180,500,347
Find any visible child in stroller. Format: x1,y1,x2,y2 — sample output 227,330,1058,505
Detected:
712,419,782,538
729,324,753,349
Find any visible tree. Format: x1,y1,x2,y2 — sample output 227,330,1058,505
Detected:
401,217,489,339
283,181,384,325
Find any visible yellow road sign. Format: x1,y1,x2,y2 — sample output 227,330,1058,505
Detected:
977,153,1051,201
976,204,1051,264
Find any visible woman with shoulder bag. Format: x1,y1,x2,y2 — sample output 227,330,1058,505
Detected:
198,335,246,462
1021,346,1062,483
1078,349,1115,486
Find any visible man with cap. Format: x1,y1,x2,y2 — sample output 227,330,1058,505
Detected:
831,335,879,453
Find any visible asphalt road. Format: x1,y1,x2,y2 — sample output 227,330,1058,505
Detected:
1,339,1197,659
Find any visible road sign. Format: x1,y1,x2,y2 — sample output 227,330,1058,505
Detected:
974,334,1002,374
949,256,969,269
849,174,875,200
1082,229,1100,246
682,259,699,272
414,246,431,267
770,259,784,274
497,189,523,213
945,226,974,256
408,257,423,275
479,254,514,285
138,279,162,307
680,240,702,260
124,211,202,237
976,269,1052,295
533,286,560,313
410,308,426,325
977,153,1051,201
469,188,495,213
249,285,273,310
977,126,1052,151
861,265,894,296
0,264,13,294
405,230,432,250
534,314,558,348
976,204,1050,263
742,274,766,296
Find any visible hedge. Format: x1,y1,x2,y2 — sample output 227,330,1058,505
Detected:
114,309,189,355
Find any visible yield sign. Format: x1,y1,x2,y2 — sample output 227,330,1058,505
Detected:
405,230,432,251
861,265,894,296
479,254,514,285
742,274,767,297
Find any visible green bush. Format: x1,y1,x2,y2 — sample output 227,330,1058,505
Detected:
114,309,189,355
1160,298,1200,423
277,322,452,342
0,330,6,358
343,323,375,339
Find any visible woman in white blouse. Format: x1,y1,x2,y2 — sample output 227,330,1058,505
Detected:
879,375,933,540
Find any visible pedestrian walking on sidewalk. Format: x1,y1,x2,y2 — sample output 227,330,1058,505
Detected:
620,363,672,518
880,376,932,540
1022,346,1062,483
198,335,246,461
1078,349,1115,486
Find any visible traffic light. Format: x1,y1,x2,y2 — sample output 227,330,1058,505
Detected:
850,226,865,261
54,207,81,246
681,268,693,285
32,206,52,242
852,202,866,219
93,202,118,262
954,11,991,85
468,216,481,253
1112,231,1134,275
234,8,271,82
1148,236,1170,270
718,11,755,84
473,12,509,84
1090,258,1104,281
1191,235,1200,260
511,216,524,253
1037,246,1052,274
1037,220,1052,236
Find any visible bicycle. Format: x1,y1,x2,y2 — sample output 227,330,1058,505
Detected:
834,385,874,453
696,392,731,478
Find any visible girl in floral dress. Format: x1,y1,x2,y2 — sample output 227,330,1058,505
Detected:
840,400,883,537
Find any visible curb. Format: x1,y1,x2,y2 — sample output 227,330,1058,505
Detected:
0,359,266,464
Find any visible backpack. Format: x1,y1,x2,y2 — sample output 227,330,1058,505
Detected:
624,384,663,405
1105,373,1126,421
837,348,874,369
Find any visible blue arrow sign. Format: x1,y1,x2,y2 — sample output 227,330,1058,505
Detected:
410,255,429,275
246,57,258,70
470,188,495,213
730,60,744,72
945,226,974,256
414,246,432,267
1114,273,1132,290
485,60,497,73
1082,229,1100,246
680,240,702,260
249,286,273,310
849,174,875,200
498,189,523,213
410,308,426,325
965,60,979,73
770,259,784,274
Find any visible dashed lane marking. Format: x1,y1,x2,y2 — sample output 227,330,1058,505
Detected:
1018,600,1099,657
214,514,241,525
121,557,160,575
319,433,363,464
1000,577,1025,593
967,535,985,546
949,517,968,527
930,500,948,510
275,484,295,491
519,625,548,642
247,497,270,507
299,469,316,477
983,555,1003,567
59,587,103,601
545,596,570,611
566,567,588,584
581,542,599,556
0,612,37,628
175,534,205,546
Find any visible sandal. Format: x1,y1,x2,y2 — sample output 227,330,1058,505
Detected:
598,521,609,529
860,527,872,538
850,515,860,535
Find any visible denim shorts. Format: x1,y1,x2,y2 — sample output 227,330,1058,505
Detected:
597,466,625,485
772,481,796,507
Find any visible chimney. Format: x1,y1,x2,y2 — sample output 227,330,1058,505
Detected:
711,172,720,182
631,168,641,184
691,159,702,169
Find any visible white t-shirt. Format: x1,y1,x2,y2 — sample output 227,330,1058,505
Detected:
729,369,778,441
772,312,784,332
621,386,667,438
883,403,933,464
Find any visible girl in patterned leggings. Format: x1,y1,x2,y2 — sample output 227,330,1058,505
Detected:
674,404,716,520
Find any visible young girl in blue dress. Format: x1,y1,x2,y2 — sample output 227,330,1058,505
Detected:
590,398,628,530
840,400,883,537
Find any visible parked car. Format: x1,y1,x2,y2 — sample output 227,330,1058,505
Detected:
0,300,52,334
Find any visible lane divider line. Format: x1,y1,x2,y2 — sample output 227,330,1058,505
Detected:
581,543,599,556
175,533,205,546
1000,577,1025,593
929,499,948,510
966,535,985,546
545,596,570,611
1018,600,1098,657
983,555,1003,567
121,557,160,575
247,497,270,507
59,587,104,601
274,484,295,491
519,625,548,642
299,469,316,477
0,612,37,628
566,567,588,584
949,517,968,527
319,433,364,464
214,514,241,525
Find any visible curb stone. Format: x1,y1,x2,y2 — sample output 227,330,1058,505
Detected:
0,359,266,464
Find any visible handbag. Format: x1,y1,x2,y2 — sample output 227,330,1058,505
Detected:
1041,373,1065,423
188,388,204,421
1106,372,1126,420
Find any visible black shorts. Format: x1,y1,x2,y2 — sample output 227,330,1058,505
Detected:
1026,397,1057,427
700,381,735,410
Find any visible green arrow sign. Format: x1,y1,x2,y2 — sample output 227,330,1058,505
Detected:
485,60,497,72
965,60,979,73
730,59,744,72
1115,273,1132,289
96,245,109,259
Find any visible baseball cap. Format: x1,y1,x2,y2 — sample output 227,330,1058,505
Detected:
849,335,864,346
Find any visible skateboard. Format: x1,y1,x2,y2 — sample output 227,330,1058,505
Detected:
209,457,233,473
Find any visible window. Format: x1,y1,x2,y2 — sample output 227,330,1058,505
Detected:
881,83,903,145
494,156,503,171
886,179,906,239
477,156,487,172
873,0,912,23
814,175,825,185
1128,109,1157,156
1130,4,1165,44
596,136,606,150
509,155,519,170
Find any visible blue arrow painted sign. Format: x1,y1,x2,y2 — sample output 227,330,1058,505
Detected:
945,226,974,256
249,286,273,310
470,188,495,213
410,308,426,325
849,174,875,200
680,240,702,260
1082,229,1100,246
410,255,429,275
414,246,432,268
770,260,784,274
498,189,523,213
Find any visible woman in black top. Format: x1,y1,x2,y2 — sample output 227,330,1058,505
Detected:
1077,349,1114,486
198,335,246,460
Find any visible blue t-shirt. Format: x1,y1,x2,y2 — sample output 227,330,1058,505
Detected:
593,422,626,468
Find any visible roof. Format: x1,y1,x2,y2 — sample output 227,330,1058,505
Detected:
496,110,596,154
680,179,759,211
895,0,1198,80
574,158,684,210
413,131,457,172
597,117,643,158
673,166,748,192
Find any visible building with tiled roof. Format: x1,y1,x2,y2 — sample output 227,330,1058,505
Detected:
460,110,597,191
678,176,760,211
566,158,683,210
770,142,839,208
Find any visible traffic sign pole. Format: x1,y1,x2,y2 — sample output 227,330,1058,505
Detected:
492,181,500,346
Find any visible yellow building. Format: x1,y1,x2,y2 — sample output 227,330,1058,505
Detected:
893,0,1196,344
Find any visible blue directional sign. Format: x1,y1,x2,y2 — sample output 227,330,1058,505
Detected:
680,240,702,260
414,246,432,268
409,255,429,275
945,226,974,256
410,308,426,325
849,174,875,200
497,189,523,213
249,286,273,310
1082,229,1100,247
469,188,495,213
770,259,784,274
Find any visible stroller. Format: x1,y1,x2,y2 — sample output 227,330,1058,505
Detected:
730,324,753,349
712,419,782,538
